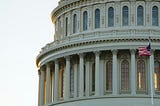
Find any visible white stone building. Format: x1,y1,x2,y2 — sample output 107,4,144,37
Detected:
36,0,160,106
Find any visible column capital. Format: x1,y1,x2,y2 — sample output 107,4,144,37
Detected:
150,49,155,54
130,49,136,54
65,56,70,61
46,62,51,68
94,51,101,56
40,65,45,71
54,59,59,64
78,53,85,58
111,49,118,55
38,69,41,75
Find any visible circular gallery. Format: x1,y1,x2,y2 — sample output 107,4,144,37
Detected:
36,0,160,106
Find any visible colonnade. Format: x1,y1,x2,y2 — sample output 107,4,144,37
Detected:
38,49,155,106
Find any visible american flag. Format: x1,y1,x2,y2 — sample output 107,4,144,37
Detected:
138,43,151,56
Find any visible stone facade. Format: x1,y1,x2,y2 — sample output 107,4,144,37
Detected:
36,0,160,106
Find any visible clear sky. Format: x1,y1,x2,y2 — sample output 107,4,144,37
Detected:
0,0,58,106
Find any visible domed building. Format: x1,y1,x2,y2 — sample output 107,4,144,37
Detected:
36,0,160,106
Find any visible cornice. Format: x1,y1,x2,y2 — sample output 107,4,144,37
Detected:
36,27,160,66
36,37,160,67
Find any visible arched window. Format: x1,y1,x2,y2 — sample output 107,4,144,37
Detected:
92,63,95,92
122,6,129,26
83,11,88,31
106,61,112,91
95,9,100,28
154,61,160,92
137,60,146,91
121,60,130,91
73,14,77,33
137,6,144,26
152,6,158,26
108,7,114,27
65,17,68,36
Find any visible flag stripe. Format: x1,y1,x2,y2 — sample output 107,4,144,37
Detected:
138,43,151,56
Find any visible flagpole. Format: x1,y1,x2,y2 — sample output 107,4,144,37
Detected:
149,37,154,106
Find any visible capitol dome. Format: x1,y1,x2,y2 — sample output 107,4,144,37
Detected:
36,0,160,106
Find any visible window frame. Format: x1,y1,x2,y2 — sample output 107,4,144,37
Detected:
73,14,77,33
120,59,130,93
83,11,88,31
122,6,129,26
95,8,100,29
108,7,114,27
152,6,159,26
136,59,147,94
137,5,144,26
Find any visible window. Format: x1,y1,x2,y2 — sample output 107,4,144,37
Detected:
137,60,146,91
154,61,160,92
122,6,129,26
106,61,112,91
121,60,130,92
137,6,144,26
73,14,77,33
152,6,158,26
83,11,88,31
108,7,114,27
65,17,68,36
95,9,100,28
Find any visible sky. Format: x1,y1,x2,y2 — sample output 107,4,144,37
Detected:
0,0,58,106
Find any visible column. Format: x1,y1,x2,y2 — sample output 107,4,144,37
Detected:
52,67,54,102
65,56,70,100
130,49,136,95
85,61,90,97
39,68,45,106
149,50,155,104
100,59,105,95
46,64,51,104
38,70,41,106
54,60,59,102
74,63,78,98
95,51,100,96
79,53,84,97
112,50,118,95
